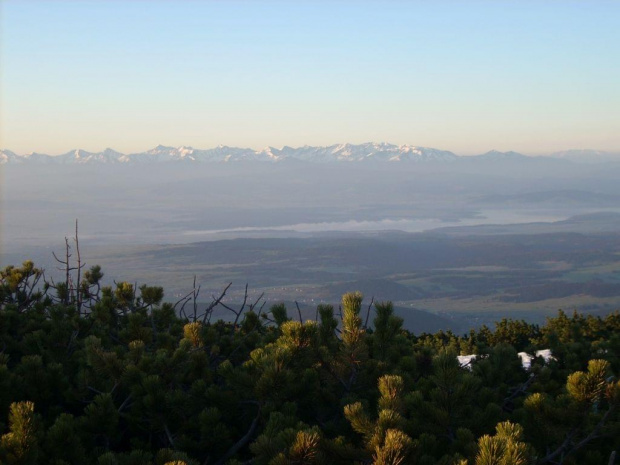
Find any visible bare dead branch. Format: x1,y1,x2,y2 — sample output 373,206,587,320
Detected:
502,374,537,412
363,296,375,329
213,405,261,465
75,219,83,316
179,297,192,320
66,237,73,305
173,290,196,312
232,284,251,328
256,300,267,319
202,282,232,323
164,423,175,447
538,405,616,464
118,393,133,413
238,284,249,313
192,275,201,322
295,301,303,323
249,292,265,312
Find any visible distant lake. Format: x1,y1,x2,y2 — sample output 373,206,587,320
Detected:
5,206,620,256
181,209,574,238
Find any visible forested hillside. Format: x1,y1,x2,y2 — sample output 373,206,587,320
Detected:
1,260,619,465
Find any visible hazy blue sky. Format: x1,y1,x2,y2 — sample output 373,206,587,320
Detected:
2,1,619,154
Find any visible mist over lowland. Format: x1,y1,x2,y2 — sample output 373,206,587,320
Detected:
4,142,620,332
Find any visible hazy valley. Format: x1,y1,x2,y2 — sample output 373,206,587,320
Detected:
4,144,620,334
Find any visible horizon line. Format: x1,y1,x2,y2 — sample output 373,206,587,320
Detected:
3,142,620,158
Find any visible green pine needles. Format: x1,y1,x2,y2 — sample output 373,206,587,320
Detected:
1,261,620,464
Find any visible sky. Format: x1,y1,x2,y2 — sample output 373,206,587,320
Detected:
1,1,619,155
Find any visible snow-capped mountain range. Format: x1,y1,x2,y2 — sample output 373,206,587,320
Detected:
1,143,618,165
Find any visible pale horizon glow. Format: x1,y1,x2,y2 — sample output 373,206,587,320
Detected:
1,1,619,155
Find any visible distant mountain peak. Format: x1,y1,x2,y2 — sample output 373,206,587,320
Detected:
550,149,620,163
2,143,616,165
477,150,528,159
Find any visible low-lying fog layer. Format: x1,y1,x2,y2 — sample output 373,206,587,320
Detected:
4,160,620,331
180,209,571,237
4,159,620,250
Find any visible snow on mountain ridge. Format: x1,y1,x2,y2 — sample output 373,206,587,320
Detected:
3,143,612,165
0,149,20,164
0,143,476,164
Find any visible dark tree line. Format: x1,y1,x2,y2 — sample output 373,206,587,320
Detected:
1,257,619,465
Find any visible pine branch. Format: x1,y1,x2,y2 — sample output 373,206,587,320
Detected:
213,406,261,465
538,404,616,464
502,374,537,412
